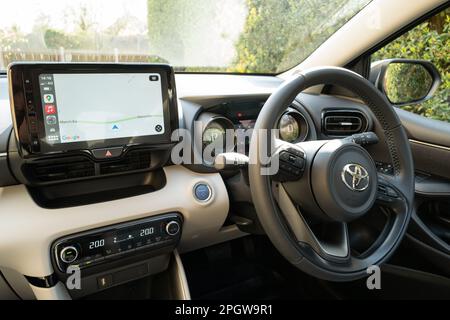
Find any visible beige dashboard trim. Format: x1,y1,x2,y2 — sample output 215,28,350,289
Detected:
409,139,450,152
171,250,191,300
0,165,231,277
30,282,71,300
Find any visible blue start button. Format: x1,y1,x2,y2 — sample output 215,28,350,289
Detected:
194,183,211,201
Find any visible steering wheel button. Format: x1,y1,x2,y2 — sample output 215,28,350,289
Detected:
294,158,305,169
280,152,290,162
287,148,305,158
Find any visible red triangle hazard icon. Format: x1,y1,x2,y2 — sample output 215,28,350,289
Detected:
105,150,113,157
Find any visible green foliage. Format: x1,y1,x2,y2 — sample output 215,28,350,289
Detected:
147,0,185,61
383,63,432,104
230,0,370,73
373,10,450,122
0,26,28,51
44,29,82,49
43,5,97,50
147,0,218,67
0,26,29,67
230,1,449,122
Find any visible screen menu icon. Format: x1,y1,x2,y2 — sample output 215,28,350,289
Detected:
39,74,61,144
43,94,54,103
46,115,57,125
45,104,56,115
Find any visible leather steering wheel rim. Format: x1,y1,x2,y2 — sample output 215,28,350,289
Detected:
248,67,414,281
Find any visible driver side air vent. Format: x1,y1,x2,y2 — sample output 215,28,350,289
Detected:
322,110,368,136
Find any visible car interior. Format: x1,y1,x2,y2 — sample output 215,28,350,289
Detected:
0,0,449,300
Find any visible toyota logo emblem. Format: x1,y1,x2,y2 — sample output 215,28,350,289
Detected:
341,164,370,192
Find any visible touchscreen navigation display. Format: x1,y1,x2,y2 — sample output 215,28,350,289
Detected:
38,73,165,144
9,63,177,157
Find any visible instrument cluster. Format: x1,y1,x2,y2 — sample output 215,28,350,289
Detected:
199,101,313,160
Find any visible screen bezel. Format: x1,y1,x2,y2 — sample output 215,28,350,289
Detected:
9,63,178,157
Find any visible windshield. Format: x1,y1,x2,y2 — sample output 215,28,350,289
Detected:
0,0,371,73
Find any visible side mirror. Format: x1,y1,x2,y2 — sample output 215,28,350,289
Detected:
370,59,441,107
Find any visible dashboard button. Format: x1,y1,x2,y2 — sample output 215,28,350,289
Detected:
194,183,212,202
165,221,180,236
60,246,79,264
97,274,113,289
91,147,123,159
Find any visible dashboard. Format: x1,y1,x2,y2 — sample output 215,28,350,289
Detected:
194,97,375,167
0,68,385,299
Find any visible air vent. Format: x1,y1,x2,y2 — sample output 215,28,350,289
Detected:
99,149,151,175
30,157,95,182
322,110,367,136
26,149,154,183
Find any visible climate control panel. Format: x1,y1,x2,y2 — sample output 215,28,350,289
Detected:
52,213,182,272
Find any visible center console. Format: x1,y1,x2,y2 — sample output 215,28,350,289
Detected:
6,63,190,299
51,213,183,298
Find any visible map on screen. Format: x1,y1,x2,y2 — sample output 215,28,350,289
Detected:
39,73,165,144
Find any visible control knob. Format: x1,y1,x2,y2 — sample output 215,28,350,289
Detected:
60,246,79,264
165,221,180,236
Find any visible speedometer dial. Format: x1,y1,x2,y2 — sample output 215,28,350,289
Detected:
279,114,300,142
202,123,226,149
201,116,235,159
278,110,309,143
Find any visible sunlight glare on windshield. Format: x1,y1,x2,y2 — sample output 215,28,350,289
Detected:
0,0,371,73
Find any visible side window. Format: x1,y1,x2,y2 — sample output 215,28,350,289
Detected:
372,8,449,122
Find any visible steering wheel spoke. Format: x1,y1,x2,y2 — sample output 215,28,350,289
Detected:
276,183,351,262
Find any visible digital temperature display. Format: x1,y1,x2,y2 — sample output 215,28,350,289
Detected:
81,224,159,257
53,214,182,272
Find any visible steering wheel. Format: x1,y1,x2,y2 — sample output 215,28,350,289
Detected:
249,67,414,281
